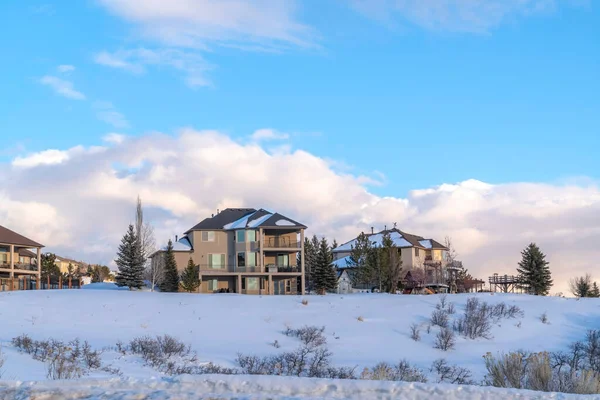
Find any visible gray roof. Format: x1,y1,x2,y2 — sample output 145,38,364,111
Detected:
0,225,44,248
333,228,447,253
185,208,306,233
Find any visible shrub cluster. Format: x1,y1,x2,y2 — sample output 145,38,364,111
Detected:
360,360,428,383
11,334,102,379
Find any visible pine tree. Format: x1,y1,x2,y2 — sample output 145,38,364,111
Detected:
41,253,60,285
516,243,553,296
591,282,600,298
160,239,180,292
381,231,402,293
570,274,592,298
313,237,338,294
331,239,338,252
115,224,145,290
348,233,375,287
180,258,200,293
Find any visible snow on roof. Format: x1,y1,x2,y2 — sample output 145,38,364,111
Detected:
334,231,412,252
159,236,192,252
332,255,352,269
223,211,274,230
275,219,296,226
247,213,273,228
419,240,432,249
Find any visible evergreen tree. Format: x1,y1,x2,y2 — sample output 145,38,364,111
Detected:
306,235,321,292
381,231,402,293
516,243,553,296
180,258,200,293
41,253,60,281
160,239,180,292
347,233,375,287
115,224,145,290
591,282,600,298
570,274,592,298
313,237,338,294
331,239,338,252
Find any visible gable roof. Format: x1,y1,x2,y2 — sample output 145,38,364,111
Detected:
333,228,447,253
186,208,307,232
0,225,44,248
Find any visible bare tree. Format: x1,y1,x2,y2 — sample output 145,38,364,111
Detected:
145,254,165,292
135,196,156,262
444,236,458,266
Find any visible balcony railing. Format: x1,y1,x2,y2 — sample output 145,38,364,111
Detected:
263,237,301,249
265,264,300,273
236,266,263,273
0,262,38,271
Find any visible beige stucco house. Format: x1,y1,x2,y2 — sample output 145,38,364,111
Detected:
332,228,449,291
150,208,307,295
0,224,43,290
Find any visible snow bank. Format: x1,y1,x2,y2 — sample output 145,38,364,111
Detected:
0,375,591,399
81,282,128,290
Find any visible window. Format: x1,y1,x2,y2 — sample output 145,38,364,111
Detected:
202,231,215,242
208,279,218,291
286,280,291,292
247,252,257,267
208,254,225,269
237,252,246,268
277,254,289,267
19,257,25,263
247,230,256,242
236,230,245,242
415,248,420,257
246,278,259,291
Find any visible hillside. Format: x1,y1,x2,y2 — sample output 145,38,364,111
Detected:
1,286,599,397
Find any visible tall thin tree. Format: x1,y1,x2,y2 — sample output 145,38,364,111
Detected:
115,224,145,290
517,243,553,296
160,240,180,292
313,237,338,294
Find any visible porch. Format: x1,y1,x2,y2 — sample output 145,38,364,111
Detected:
200,274,300,295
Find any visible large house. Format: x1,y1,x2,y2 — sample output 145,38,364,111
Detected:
0,225,43,290
150,208,307,295
332,228,449,293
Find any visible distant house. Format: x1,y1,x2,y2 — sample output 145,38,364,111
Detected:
54,255,85,274
332,228,449,293
150,208,307,295
0,225,43,290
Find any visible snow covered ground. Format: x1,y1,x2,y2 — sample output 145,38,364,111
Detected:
1,285,599,398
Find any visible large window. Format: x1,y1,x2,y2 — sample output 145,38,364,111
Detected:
208,279,218,291
247,230,256,242
208,254,225,269
237,252,245,268
236,230,245,242
246,277,259,291
247,252,257,267
202,231,215,242
277,254,289,266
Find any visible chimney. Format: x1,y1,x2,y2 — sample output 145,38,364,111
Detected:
175,235,178,242
384,225,387,231
371,227,374,234
216,209,220,214
211,214,214,218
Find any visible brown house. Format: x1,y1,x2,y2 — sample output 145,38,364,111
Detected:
150,208,307,295
0,225,43,290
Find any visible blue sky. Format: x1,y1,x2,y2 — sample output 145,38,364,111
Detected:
1,1,599,197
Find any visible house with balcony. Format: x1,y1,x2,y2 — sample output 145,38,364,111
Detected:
332,228,449,293
150,208,307,295
0,224,43,291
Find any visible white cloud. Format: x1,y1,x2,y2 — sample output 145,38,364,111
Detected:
94,51,144,74
57,65,75,73
251,128,290,141
93,48,211,87
96,0,314,49
2,129,599,294
93,101,130,129
39,76,85,100
348,0,567,33
11,146,105,169
103,133,127,144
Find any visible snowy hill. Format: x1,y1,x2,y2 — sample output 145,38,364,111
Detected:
1,287,599,398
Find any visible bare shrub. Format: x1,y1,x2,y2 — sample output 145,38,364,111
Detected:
430,359,474,385
360,360,427,383
540,312,549,324
12,334,34,354
357,316,364,322
453,298,492,340
126,334,196,374
47,351,84,380
284,326,327,348
272,340,280,348
526,352,553,392
447,302,456,315
483,351,528,389
426,324,432,334
436,295,448,310
430,309,449,328
410,323,421,342
434,328,455,351
82,341,101,369
301,299,308,306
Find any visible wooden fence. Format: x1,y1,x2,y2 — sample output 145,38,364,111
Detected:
0,276,81,292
